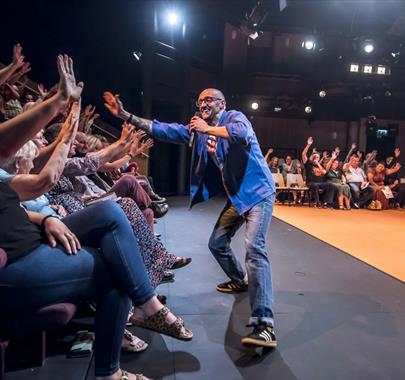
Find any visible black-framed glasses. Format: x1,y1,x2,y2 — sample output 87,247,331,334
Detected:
195,97,223,107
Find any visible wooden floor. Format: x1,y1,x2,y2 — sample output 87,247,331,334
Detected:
273,205,405,282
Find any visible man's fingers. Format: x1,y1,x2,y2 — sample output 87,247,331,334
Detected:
46,232,57,248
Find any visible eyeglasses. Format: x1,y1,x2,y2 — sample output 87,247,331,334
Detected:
195,97,223,107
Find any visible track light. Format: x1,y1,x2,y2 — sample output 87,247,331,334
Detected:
350,64,359,73
319,90,326,98
363,65,373,74
251,102,259,110
167,11,179,26
304,106,312,114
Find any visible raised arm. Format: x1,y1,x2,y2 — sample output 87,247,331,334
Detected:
7,101,81,201
264,148,273,162
104,92,152,133
325,151,338,171
0,44,26,86
344,143,357,163
0,54,83,161
386,163,401,175
301,137,313,164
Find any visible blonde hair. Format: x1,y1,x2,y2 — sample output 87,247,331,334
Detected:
1,140,39,174
86,134,109,152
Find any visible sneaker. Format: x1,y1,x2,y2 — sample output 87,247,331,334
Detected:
241,324,277,348
353,202,360,209
367,200,376,210
216,280,248,293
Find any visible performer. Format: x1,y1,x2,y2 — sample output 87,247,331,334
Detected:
104,89,277,348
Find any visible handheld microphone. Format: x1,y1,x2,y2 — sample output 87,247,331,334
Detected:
189,111,201,148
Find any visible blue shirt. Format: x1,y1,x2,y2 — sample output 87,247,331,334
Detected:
0,168,59,218
152,110,275,214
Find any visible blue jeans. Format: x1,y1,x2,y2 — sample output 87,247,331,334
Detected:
208,194,275,327
0,201,155,376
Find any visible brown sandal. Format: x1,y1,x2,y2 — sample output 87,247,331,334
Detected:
130,306,193,341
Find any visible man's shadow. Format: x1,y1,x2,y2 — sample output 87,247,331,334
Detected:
224,294,297,380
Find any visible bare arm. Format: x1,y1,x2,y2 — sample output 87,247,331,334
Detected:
103,92,152,133
386,163,401,175
301,137,313,164
0,55,83,161
8,102,81,201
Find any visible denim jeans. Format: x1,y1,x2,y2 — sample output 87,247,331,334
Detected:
208,194,275,327
0,201,155,376
348,182,375,207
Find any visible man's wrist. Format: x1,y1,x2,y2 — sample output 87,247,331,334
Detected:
120,110,131,121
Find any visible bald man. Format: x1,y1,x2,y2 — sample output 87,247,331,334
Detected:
104,88,277,348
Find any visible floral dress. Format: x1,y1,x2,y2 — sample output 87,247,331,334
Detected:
48,176,176,287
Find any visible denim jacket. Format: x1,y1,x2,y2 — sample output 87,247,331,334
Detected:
152,110,275,214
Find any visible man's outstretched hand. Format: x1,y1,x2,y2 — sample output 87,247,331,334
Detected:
104,91,126,118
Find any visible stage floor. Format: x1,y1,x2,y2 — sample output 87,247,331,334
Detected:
273,205,405,281
6,196,405,380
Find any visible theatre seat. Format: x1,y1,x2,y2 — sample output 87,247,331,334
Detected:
0,248,77,380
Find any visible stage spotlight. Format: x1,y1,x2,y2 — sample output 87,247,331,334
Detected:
274,106,282,112
319,90,326,98
302,40,316,50
363,40,374,54
251,102,259,110
132,51,142,61
385,90,392,97
377,66,386,75
350,64,359,72
304,106,312,114
363,65,373,74
167,11,179,26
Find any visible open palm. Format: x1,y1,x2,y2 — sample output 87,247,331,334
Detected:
57,54,84,105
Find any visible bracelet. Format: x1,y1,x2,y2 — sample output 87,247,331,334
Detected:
41,214,57,230
126,114,134,124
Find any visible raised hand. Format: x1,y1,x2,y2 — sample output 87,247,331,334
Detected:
56,54,84,106
37,83,48,98
351,142,357,150
307,136,313,145
103,91,125,118
331,151,338,160
139,138,154,152
394,148,401,158
119,122,134,144
12,43,25,69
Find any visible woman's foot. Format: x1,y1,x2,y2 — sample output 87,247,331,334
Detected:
130,298,193,341
171,257,192,270
96,369,152,380
122,330,148,353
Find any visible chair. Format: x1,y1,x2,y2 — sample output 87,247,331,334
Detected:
0,248,77,380
285,174,309,206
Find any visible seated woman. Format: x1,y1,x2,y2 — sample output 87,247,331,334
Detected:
302,137,335,207
368,161,402,210
326,152,351,210
0,54,192,380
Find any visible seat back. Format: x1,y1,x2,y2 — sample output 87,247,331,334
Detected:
286,174,299,188
295,174,307,188
272,173,285,188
